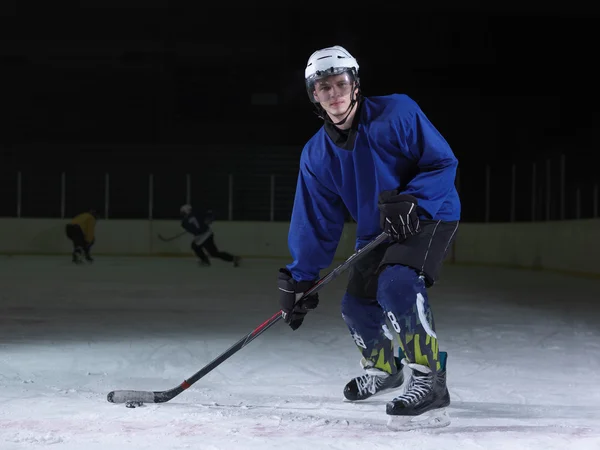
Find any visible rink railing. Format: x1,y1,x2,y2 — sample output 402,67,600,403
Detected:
0,217,598,277
455,154,597,222
5,153,600,221
11,172,286,222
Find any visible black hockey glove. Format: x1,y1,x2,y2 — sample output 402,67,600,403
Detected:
277,268,319,331
378,190,421,242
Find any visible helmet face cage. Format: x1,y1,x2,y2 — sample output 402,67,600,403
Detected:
305,67,360,104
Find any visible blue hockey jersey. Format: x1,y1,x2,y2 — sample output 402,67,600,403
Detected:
287,94,461,282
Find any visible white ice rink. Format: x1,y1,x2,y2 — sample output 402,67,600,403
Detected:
1,255,599,450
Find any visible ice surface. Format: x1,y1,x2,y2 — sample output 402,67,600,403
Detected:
1,255,599,450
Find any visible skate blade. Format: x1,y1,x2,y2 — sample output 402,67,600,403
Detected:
386,408,450,431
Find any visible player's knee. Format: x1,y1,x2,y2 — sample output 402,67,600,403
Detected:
341,292,381,326
341,292,357,320
377,264,427,314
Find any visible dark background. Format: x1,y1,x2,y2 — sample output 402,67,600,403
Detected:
1,4,598,221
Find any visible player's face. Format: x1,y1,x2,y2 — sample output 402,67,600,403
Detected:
312,73,357,118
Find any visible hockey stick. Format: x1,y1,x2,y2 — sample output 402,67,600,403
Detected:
157,230,187,242
106,231,389,405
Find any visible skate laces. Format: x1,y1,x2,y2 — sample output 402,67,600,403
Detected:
355,367,390,397
392,359,433,405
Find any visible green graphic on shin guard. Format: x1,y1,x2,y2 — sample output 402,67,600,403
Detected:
393,301,441,371
353,333,397,375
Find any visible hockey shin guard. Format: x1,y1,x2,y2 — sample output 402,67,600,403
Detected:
377,265,442,372
341,292,399,375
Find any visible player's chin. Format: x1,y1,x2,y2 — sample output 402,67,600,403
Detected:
325,106,347,118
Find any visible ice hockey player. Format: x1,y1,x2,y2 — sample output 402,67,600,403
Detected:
65,209,98,264
277,46,461,430
180,204,240,267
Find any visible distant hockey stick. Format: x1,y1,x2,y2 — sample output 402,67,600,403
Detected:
157,231,187,242
107,231,390,405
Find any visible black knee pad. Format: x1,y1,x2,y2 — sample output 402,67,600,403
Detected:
346,242,390,299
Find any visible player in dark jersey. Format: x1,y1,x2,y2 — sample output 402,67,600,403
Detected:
180,204,240,267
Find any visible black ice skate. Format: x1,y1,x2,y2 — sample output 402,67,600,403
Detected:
344,357,404,401
233,256,241,267
72,248,84,264
386,359,450,431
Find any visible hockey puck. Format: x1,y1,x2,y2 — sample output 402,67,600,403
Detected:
125,401,144,408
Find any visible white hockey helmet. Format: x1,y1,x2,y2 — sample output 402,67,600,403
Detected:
305,45,359,103
180,204,192,215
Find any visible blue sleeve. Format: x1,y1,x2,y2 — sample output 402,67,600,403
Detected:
397,99,458,218
286,153,346,282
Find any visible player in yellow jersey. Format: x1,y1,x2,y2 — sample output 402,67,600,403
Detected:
65,210,98,264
